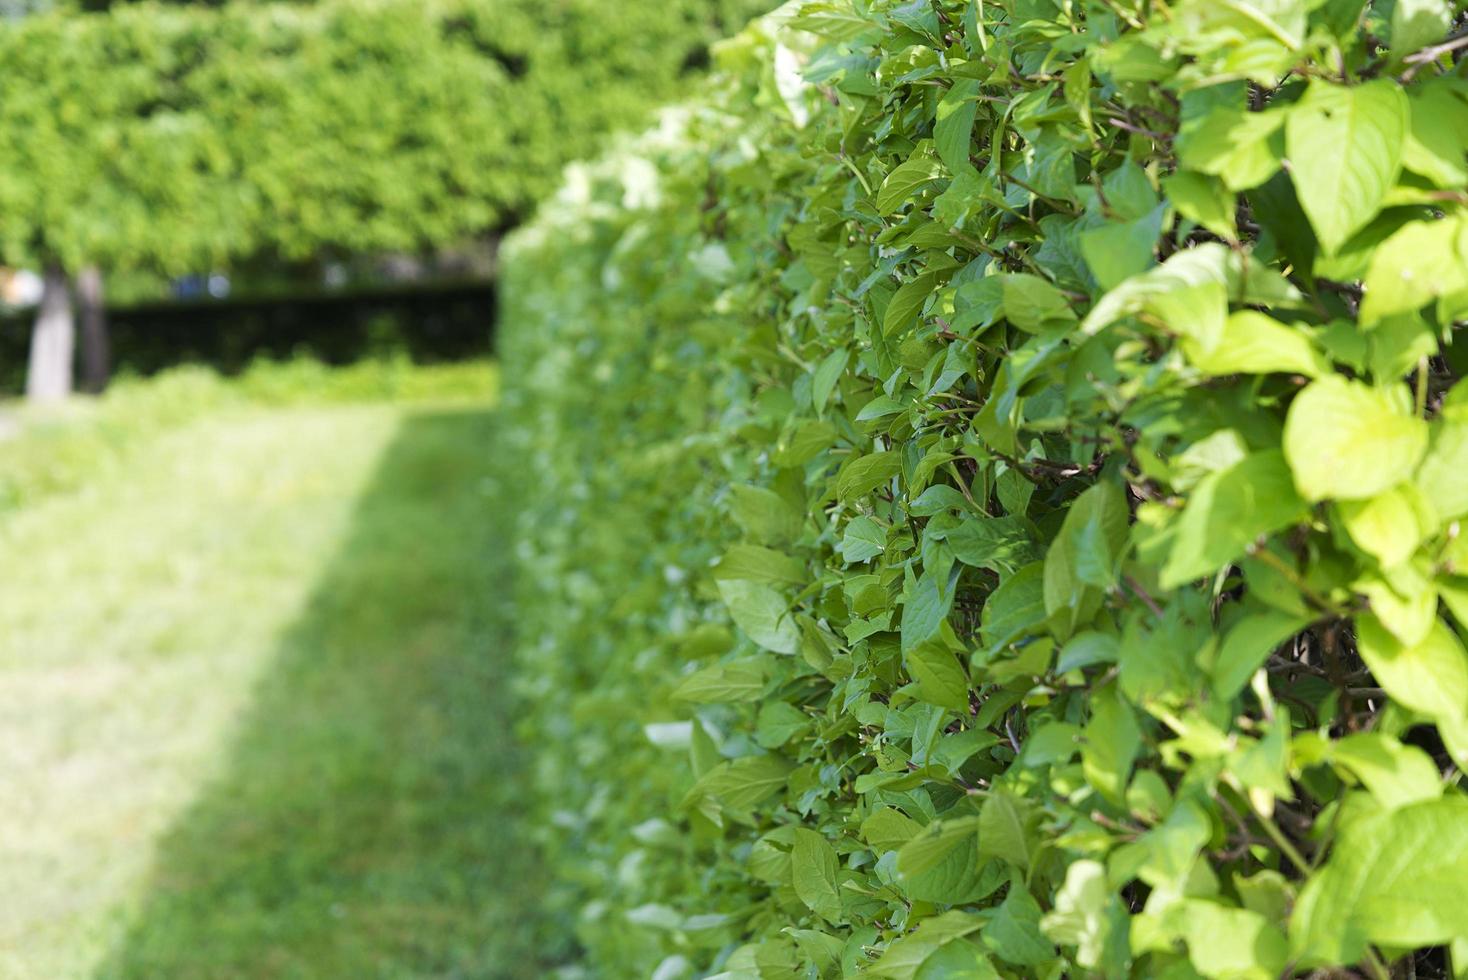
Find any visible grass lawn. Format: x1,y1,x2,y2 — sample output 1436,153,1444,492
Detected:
0,367,550,978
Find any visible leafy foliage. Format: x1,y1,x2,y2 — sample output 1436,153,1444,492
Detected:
502,1,1468,976
0,0,770,273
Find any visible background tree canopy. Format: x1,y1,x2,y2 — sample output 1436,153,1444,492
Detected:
0,0,772,397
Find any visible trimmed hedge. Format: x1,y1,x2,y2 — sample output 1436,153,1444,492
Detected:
0,0,771,274
503,2,1468,976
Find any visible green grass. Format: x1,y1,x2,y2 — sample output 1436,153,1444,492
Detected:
0,367,549,979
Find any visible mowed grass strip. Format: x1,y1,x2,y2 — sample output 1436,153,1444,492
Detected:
0,391,548,978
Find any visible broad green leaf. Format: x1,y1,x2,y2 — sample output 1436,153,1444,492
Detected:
862,806,923,853
1176,106,1286,191
812,348,848,413
1390,0,1452,61
1285,80,1406,254
1044,482,1129,637
1161,450,1307,588
729,484,804,544
1356,615,1468,723
792,828,843,923
1162,170,1236,239
673,659,766,703
1040,860,1129,974
914,939,1000,979
977,791,1038,874
979,562,1047,648
837,451,902,501
1329,732,1443,809
1282,377,1428,501
683,754,793,815
935,80,980,175
1338,485,1433,567
714,544,807,585
982,884,1055,966
1180,311,1329,378
886,272,942,335
1415,421,1468,520
897,817,991,903
1403,82,1468,187
841,516,887,563
878,157,945,214
1081,685,1140,804
1359,213,1468,325
718,580,799,654
755,701,811,748
1213,608,1309,698
903,571,956,653
1291,797,1468,966
1180,901,1288,980
907,641,969,712
867,911,985,980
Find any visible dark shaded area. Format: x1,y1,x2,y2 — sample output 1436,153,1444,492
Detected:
0,279,496,396
94,408,552,979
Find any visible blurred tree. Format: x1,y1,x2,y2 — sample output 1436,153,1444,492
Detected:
0,0,770,400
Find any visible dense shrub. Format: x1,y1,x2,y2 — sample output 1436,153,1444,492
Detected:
0,0,772,273
503,1,1468,976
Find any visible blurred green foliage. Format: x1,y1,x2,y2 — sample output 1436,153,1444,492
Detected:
0,0,771,275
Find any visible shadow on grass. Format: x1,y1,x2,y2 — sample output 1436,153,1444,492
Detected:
95,408,550,980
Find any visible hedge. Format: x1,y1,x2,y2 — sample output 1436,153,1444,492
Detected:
0,0,772,273
502,1,1468,976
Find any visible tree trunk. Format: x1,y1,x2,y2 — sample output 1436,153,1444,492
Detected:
26,264,75,404
77,265,110,394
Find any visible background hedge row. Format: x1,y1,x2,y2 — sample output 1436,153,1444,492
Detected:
501,1,1468,977
0,0,771,275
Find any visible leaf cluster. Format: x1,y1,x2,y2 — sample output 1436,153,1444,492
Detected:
501,1,1468,976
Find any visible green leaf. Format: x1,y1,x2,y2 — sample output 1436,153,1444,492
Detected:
980,562,1047,648
942,516,1037,574
1329,732,1443,810
983,884,1055,966
1213,609,1309,698
1282,376,1428,502
812,348,848,414
1081,685,1140,805
1180,901,1289,980
867,911,986,980
1041,860,1129,974
718,579,800,654
791,828,843,923
977,791,1038,874
1291,797,1468,966
935,80,980,175
755,701,811,748
878,157,945,215
1416,420,1468,521
914,939,1001,979
1180,311,1329,378
1285,80,1407,254
897,817,991,903
837,451,902,501
1356,615,1468,723
714,544,807,585
902,571,956,653
729,484,804,544
672,659,767,703
886,272,942,335
1044,482,1129,637
1176,106,1286,191
1338,485,1433,568
841,516,887,563
907,641,970,712
1359,213,1468,325
1161,450,1307,588
1162,170,1236,239
1389,0,1452,61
